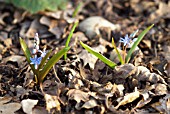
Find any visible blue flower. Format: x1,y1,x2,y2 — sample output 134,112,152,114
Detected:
30,56,42,69
119,34,131,46
38,50,47,58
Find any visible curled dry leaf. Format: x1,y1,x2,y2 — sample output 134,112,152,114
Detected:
151,94,170,113
80,99,98,110
79,16,120,39
40,16,66,38
26,18,48,38
149,1,170,22
67,89,89,103
0,97,21,114
114,63,136,81
115,87,140,109
2,55,25,66
114,63,167,85
135,66,167,84
44,94,61,113
135,91,152,109
21,99,38,114
150,84,167,96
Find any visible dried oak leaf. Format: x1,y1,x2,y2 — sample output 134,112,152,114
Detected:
21,99,38,114
149,1,170,22
44,93,61,113
134,66,167,84
26,18,48,38
114,63,167,85
79,16,120,39
2,55,25,67
67,89,89,103
135,91,152,109
151,94,170,113
0,97,21,114
40,16,67,39
115,87,140,109
80,98,98,110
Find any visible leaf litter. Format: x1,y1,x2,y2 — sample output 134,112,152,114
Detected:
0,0,170,114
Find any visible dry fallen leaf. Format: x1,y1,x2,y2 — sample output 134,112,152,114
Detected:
151,94,170,113
21,99,38,114
32,106,48,114
149,1,170,22
2,55,25,66
67,89,89,103
115,87,140,109
44,93,61,113
0,97,21,114
81,99,98,109
26,18,48,38
79,16,120,39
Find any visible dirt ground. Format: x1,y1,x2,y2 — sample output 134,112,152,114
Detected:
0,0,170,114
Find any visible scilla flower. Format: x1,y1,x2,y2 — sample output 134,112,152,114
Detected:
30,55,42,69
119,30,139,47
38,49,47,58
119,34,131,46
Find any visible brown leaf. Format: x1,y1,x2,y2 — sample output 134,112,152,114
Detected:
2,55,25,66
151,94,170,113
67,89,89,103
81,99,98,109
44,94,61,113
26,18,48,38
79,16,120,39
0,97,21,114
149,1,170,22
32,106,48,114
115,87,140,109
21,99,38,114
40,16,67,38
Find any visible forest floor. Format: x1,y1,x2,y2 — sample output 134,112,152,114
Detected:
0,0,170,114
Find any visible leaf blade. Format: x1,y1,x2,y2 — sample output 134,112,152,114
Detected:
64,22,78,60
19,37,38,75
39,47,70,82
112,38,124,64
80,41,117,68
125,24,154,63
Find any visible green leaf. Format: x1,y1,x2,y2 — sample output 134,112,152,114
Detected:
64,22,78,60
72,2,83,17
112,38,124,64
5,0,68,14
38,49,52,70
80,41,117,68
19,37,38,76
39,47,70,83
125,24,154,63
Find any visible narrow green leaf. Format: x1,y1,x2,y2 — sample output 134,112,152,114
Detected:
19,38,38,75
39,47,70,82
64,22,78,60
72,2,83,17
38,49,52,70
112,38,124,64
80,41,117,68
125,24,154,63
